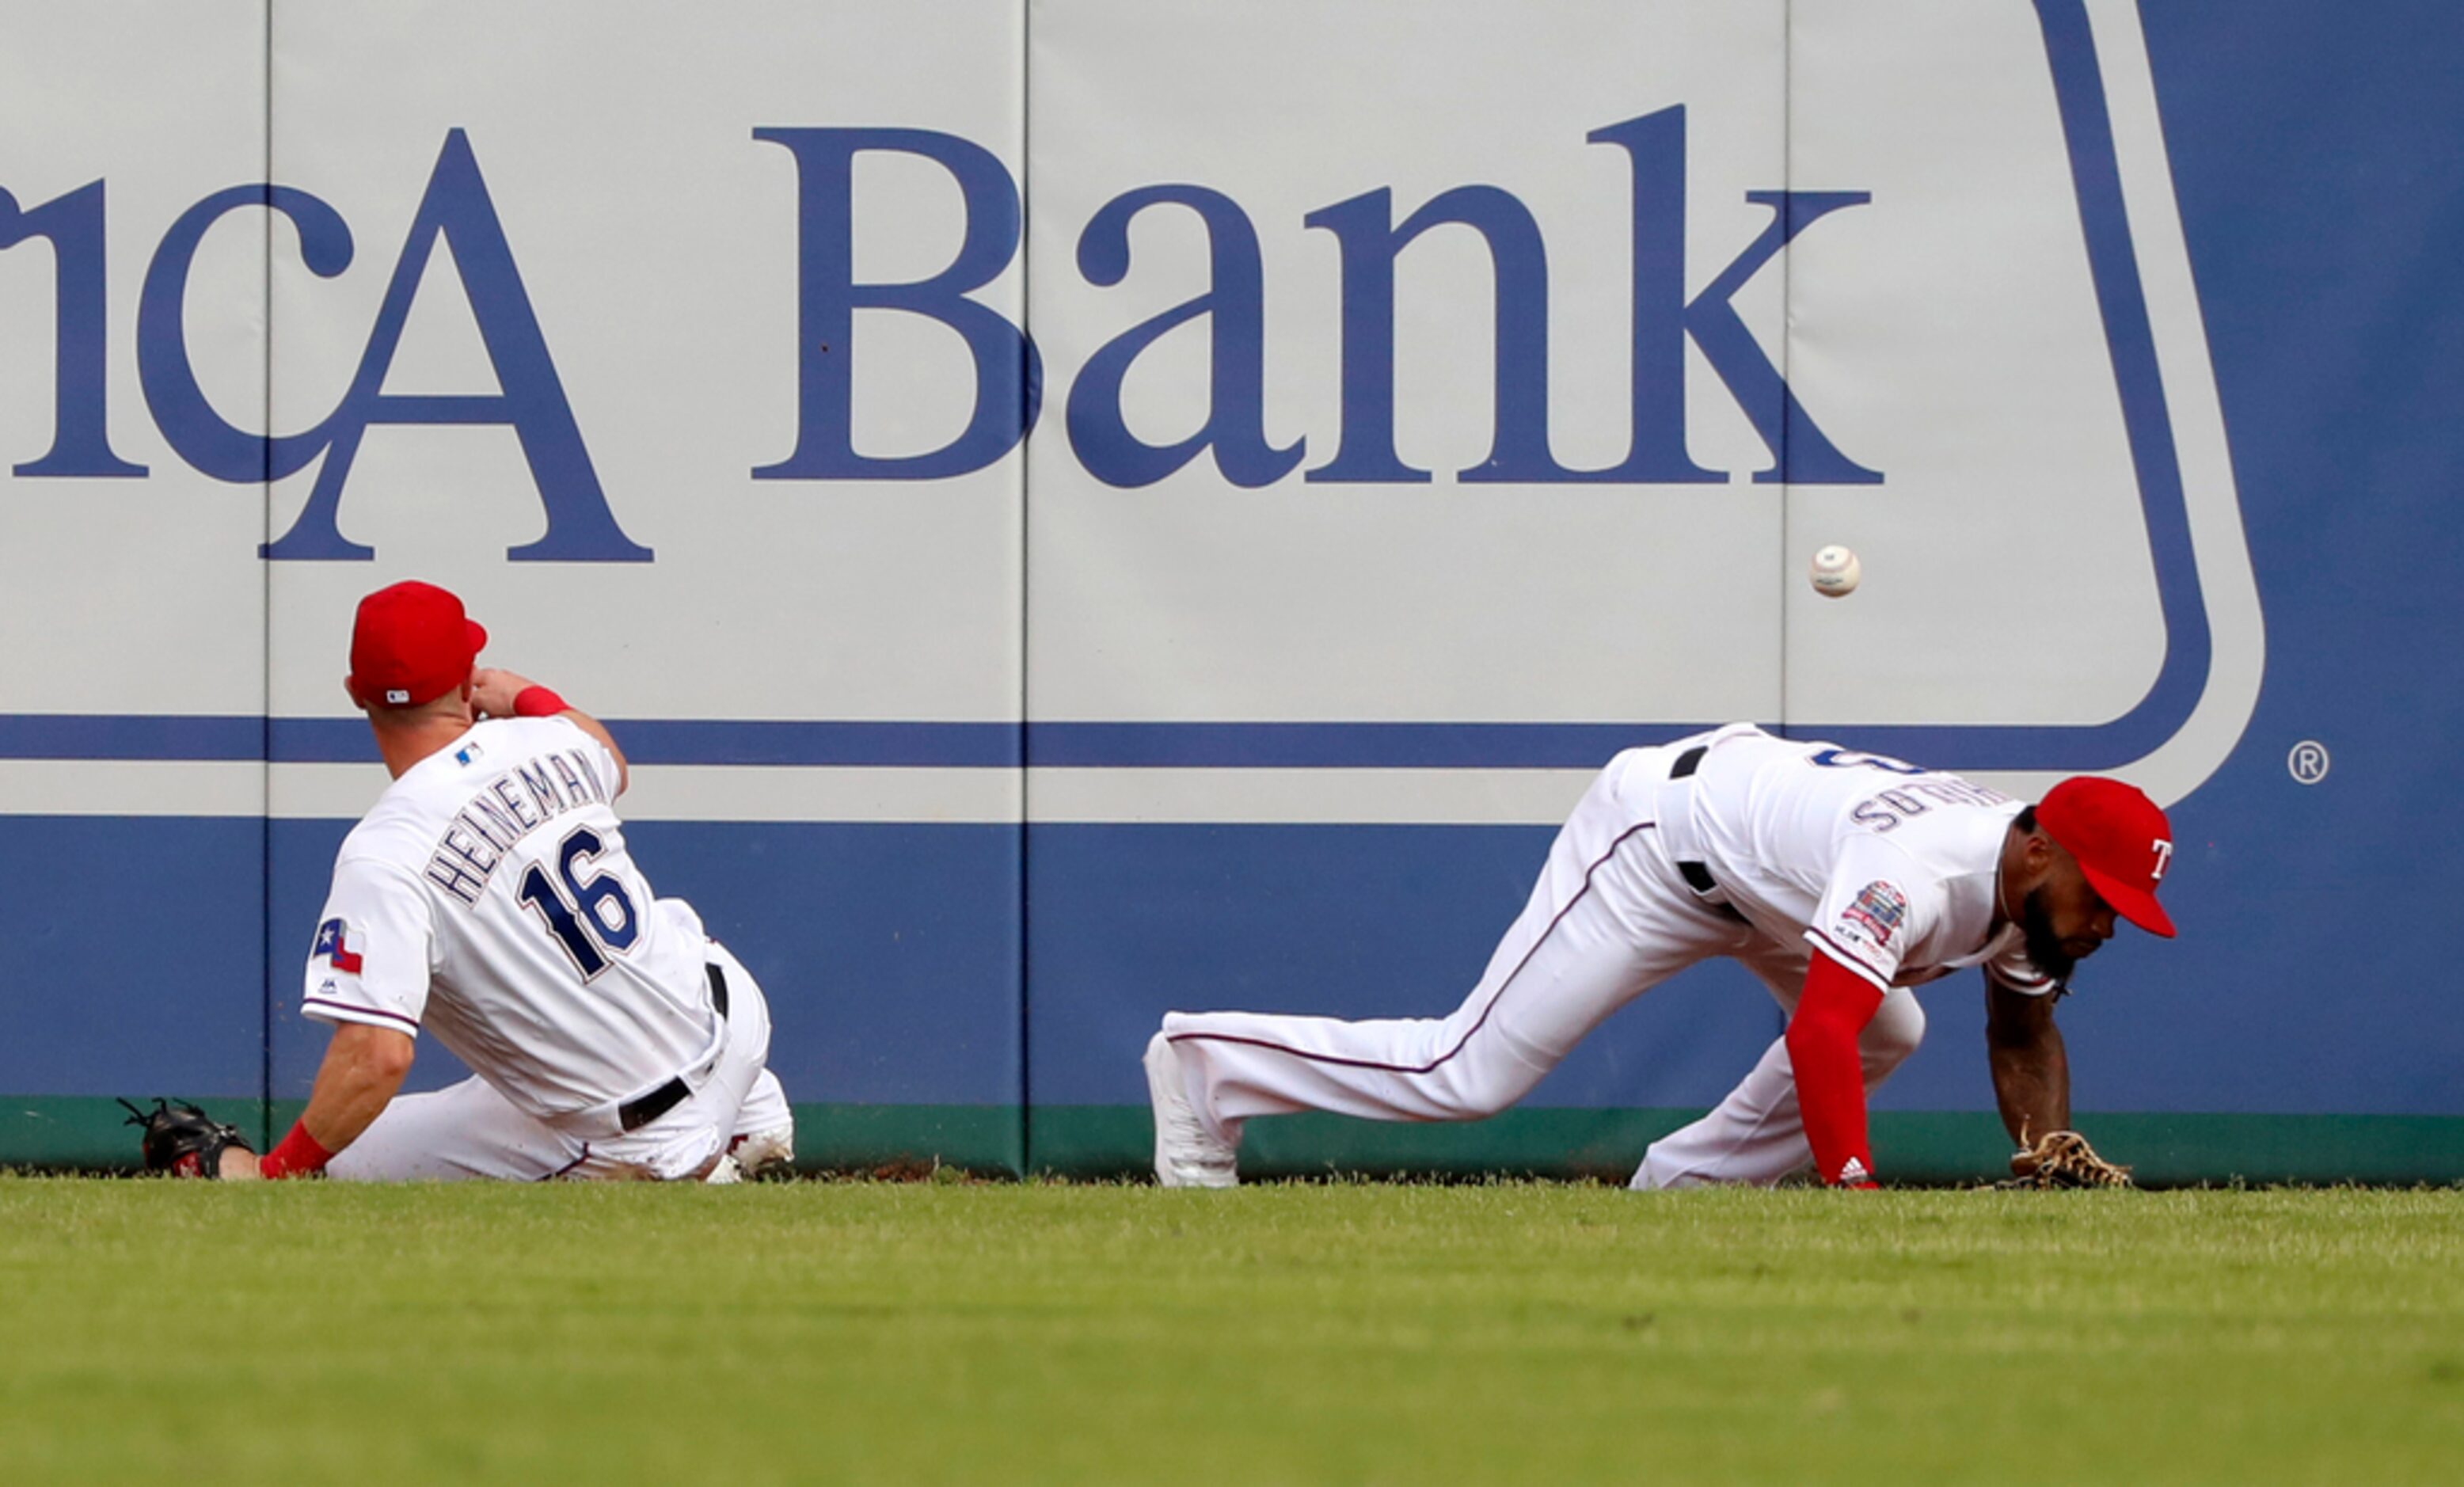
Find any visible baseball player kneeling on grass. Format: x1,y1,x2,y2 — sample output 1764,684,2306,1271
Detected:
1146,723,2172,1189
177,580,794,1182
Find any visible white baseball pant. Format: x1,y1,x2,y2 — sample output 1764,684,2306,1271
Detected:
329,941,791,1181
1158,740,1926,1187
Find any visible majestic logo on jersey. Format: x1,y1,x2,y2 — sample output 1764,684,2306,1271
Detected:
2150,839,2174,883
1836,881,1909,954
311,918,364,975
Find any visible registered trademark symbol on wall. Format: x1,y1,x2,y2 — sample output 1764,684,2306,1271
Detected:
2288,740,2331,785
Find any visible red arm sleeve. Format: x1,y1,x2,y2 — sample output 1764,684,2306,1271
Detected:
1788,949,1888,1186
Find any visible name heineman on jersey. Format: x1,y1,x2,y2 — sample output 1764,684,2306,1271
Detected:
422,743,614,905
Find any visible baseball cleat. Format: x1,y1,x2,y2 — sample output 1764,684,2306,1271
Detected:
726,1124,797,1182
1144,1031,1238,1188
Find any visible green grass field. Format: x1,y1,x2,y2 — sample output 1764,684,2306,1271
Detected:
2,1177,2458,1485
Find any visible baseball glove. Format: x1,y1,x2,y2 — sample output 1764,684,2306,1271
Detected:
120,1097,254,1179
2002,1128,2132,1189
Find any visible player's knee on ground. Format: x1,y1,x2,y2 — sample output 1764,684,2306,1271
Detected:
1858,993,1926,1088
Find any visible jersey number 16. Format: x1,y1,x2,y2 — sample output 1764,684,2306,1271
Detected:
518,826,641,979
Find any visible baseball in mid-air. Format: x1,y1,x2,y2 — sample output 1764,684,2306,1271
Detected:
1809,545,1861,599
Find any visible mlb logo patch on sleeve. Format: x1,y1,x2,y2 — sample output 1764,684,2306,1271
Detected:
312,918,365,975
1835,881,1909,957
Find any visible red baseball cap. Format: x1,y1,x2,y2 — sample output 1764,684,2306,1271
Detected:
2036,777,2177,938
348,581,488,709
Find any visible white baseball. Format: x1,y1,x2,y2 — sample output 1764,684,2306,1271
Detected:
1809,545,1861,598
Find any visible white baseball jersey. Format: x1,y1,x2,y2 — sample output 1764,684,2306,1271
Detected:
301,717,723,1131
1668,724,2055,996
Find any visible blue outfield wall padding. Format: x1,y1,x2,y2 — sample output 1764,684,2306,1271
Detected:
0,817,267,1110
2124,0,2464,1125
623,822,1023,1116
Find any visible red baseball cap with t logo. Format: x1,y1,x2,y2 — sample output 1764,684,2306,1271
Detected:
2037,777,2177,938
348,581,488,709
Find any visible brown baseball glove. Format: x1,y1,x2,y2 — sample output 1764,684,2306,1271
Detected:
2002,1128,2132,1188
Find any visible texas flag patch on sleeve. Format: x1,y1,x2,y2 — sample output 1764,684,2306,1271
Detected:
311,918,365,975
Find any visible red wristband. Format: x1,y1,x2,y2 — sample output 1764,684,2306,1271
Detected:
258,1120,334,1180
513,685,569,717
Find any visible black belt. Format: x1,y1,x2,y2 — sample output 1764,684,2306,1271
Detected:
616,962,731,1134
1677,859,1746,924
1667,745,1743,921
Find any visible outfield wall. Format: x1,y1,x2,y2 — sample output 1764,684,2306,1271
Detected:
4,1,2458,1182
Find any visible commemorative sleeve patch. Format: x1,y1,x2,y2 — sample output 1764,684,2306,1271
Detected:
311,917,365,975
1833,880,1910,959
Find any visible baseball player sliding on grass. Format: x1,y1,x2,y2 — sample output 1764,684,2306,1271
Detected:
177,580,793,1181
1146,723,2174,1188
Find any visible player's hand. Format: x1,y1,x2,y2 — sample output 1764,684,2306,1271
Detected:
220,1147,265,1180
470,667,538,720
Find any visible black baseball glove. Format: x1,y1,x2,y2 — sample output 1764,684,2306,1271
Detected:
120,1097,255,1178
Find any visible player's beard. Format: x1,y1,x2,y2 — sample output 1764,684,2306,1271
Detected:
2020,886,2077,984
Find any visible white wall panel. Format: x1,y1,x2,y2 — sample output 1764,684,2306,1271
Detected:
264,1,1026,740
0,1,268,725
1784,0,2165,728
1025,0,1787,732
